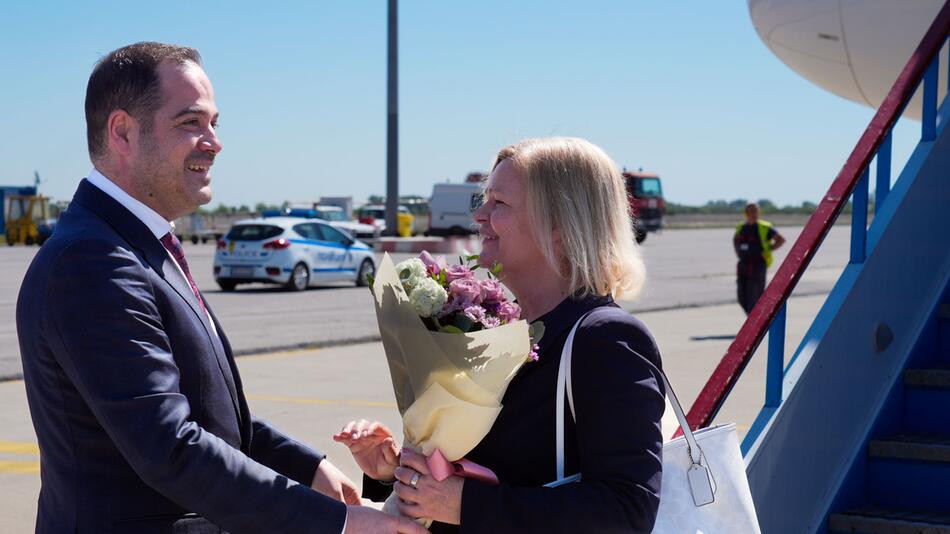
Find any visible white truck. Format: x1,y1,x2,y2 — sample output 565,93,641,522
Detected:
426,182,483,236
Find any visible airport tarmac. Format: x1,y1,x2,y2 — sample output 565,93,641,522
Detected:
0,225,850,529
0,226,850,378
0,291,829,531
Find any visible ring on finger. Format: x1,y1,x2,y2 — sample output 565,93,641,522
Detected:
409,472,421,489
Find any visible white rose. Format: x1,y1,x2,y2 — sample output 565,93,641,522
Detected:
395,258,428,293
409,277,448,318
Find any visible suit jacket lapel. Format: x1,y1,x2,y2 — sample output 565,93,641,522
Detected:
159,257,244,429
160,255,214,336
71,179,244,430
206,304,252,448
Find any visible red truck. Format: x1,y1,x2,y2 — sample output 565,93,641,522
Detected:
622,170,665,243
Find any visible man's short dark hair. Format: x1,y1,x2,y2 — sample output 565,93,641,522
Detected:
85,42,202,161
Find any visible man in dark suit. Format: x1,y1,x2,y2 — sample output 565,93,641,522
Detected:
16,42,425,534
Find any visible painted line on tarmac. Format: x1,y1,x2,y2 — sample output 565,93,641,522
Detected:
246,394,396,409
0,440,40,475
0,460,39,474
0,440,39,456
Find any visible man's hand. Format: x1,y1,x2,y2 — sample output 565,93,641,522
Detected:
332,419,399,482
344,505,429,534
312,460,361,505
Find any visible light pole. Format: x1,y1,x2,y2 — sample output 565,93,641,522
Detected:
385,0,399,236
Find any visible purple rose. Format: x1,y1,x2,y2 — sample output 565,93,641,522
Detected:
480,279,506,304
449,278,484,305
495,301,522,324
481,315,501,329
463,305,487,324
444,264,475,283
439,295,468,316
419,251,447,276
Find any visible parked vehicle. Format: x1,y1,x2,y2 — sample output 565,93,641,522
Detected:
356,204,414,237
315,196,354,218
174,212,227,244
261,207,379,239
5,194,51,246
622,170,666,243
399,197,431,235
427,182,483,236
0,185,38,236
214,217,376,291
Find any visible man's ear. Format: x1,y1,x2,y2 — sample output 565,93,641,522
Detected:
107,110,137,158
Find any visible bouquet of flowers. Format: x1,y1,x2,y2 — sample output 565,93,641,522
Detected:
368,251,541,516
382,251,537,343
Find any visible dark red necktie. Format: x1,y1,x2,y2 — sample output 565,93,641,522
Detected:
160,232,207,314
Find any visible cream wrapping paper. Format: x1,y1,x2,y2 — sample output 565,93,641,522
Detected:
371,253,532,519
373,253,531,458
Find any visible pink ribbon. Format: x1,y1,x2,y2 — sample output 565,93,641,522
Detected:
425,448,499,485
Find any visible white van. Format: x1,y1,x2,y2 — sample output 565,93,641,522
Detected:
427,182,483,236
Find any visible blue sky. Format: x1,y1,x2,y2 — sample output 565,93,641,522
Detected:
0,1,920,208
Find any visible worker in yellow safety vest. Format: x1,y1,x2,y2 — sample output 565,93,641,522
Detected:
734,202,786,315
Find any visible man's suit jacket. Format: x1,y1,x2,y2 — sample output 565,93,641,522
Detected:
17,179,346,533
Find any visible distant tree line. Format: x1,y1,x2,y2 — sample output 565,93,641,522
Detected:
199,196,868,218
666,198,865,215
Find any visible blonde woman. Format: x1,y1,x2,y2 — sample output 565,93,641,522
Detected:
337,137,665,533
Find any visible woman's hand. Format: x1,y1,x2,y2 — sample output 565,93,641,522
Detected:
332,419,399,482
393,449,463,525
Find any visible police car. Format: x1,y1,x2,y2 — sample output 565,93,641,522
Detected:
213,217,376,291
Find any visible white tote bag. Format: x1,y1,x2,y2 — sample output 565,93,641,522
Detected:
546,316,761,533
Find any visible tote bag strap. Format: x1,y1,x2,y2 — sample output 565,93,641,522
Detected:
555,313,586,482
554,314,705,483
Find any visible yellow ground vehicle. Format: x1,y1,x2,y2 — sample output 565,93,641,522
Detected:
6,195,50,246
397,211,414,237
356,204,416,237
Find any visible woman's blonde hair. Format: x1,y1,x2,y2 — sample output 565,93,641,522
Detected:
492,137,645,299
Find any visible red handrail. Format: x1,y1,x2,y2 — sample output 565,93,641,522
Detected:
679,1,950,435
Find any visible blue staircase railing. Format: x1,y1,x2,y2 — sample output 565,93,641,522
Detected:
676,3,950,447
741,30,950,454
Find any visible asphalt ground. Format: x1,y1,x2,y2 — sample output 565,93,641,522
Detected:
0,291,830,531
0,226,850,379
